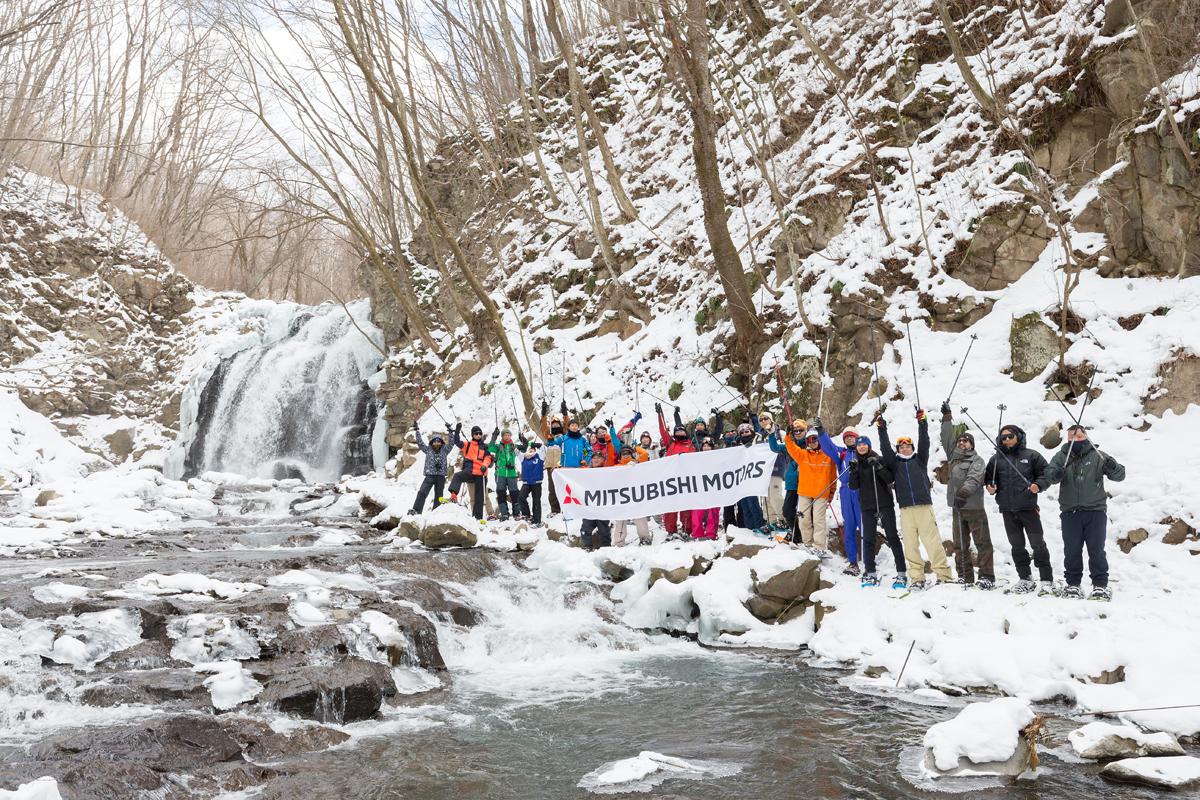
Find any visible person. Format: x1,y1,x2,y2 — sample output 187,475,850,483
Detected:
877,408,952,589
674,406,711,452
785,428,837,551
551,415,591,470
768,418,807,537
540,401,569,515
409,421,451,514
985,423,1053,594
489,428,521,520
732,422,766,531
814,418,862,574
1041,424,1125,601
636,430,657,460
578,451,612,550
656,402,696,536
940,405,995,589
444,423,494,521
690,439,721,540
752,410,788,527
593,419,621,466
517,440,545,525
612,445,650,546
847,435,907,588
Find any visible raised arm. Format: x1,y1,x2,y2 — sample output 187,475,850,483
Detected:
815,426,843,466
916,413,930,465
657,403,670,445
877,419,894,462
413,425,430,454
939,416,955,457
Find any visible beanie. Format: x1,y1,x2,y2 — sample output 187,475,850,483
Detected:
854,435,872,448
841,428,858,440
957,432,975,446
471,425,483,436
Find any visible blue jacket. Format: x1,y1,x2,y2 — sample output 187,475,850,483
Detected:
878,418,934,508
768,432,800,491
816,429,856,489
520,450,545,484
552,431,591,468
752,415,789,478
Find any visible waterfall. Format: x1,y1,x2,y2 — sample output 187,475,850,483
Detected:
171,300,386,483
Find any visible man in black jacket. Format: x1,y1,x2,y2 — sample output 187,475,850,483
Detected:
848,436,907,589
985,424,1053,594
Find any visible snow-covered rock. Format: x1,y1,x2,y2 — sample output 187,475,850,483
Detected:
577,751,742,794
0,777,63,800
1068,721,1184,760
922,698,1036,778
1100,756,1200,790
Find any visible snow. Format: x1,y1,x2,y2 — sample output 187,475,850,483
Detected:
0,778,63,800
120,573,263,601
577,751,743,794
1102,755,1200,788
923,697,1035,773
167,614,261,664
29,583,89,604
194,660,263,711
19,608,143,671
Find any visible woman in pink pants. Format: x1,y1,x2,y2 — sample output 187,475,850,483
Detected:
690,439,720,540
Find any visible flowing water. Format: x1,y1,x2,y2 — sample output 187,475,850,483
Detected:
175,301,385,483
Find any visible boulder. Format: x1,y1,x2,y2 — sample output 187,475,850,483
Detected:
1089,665,1126,685
35,490,60,507
753,560,821,602
1118,529,1148,554
31,714,242,772
1144,355,1200,417
220,717,350,761
922,698,1036,779
1162,517,1197,545
648,566,691,586
1009,313,1058,383
103,428,136,463
746,594,787,621
951,203,1052,291
257,658,393,723
1069,721,1183,760
80,669,208,707
1040,422,1063,450
396,518,423,541
600,559,634,582
421,522,478,549
725,543,766,560
1101,756,1200,790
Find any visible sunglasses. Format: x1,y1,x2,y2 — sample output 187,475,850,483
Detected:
1000,433,1017,440
957,438,972,444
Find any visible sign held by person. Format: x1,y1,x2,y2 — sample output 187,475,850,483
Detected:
553,444,774,520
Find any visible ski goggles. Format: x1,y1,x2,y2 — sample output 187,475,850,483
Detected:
896,436,914,447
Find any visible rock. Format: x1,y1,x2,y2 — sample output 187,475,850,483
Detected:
951,203,1052,291
421,522,478,549
1144,355,1200,417
746,594,787,621
1009,312,1058,383
1040,423,1063,450
80,669,209,707
396,518,423,541
220,717,350,761
922,697,1036,779
725,543,766,560
1162,517,1197,545
257,658,393,723
31,714,242,772
103,428,136,463
600,558,634,582
1101,756,1200,790
1089,665,1126,684
1118,529,1147,554
1069,721,1184,760
648,566,690,586
689,556,712,576
752,560,821,602
863,664,889,678
35,490,60,506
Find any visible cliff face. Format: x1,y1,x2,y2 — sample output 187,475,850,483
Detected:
364,0,1198,456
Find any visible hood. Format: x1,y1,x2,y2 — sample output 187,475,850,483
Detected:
949,446,979,463
996,425,1027,453
567,430,582,439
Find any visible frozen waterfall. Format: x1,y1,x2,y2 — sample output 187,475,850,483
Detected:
168,299,386,483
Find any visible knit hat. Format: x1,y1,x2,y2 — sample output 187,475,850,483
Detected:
841,428,858,441
854,435,872,448
620,445,633,456
693,417,707,427
956,432,975,446
758,411,774,423
470,425,483,436
501,428,512,437
673,424,687,435
430,434,445,445
737,422,753,435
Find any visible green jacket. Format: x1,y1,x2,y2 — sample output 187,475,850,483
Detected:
1042,440,1125,513
488,440,519,478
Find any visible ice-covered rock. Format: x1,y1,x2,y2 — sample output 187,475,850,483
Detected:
922,698,1036,778
577,751,742,794
1100,756,1200,790
0,777,63,800
1069,721,1184,760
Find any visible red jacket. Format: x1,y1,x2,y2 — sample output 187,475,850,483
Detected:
459,439,494,476
592,434,619,466
658,410,696,456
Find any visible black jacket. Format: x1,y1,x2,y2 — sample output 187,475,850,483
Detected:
848,451,895,512
984,426,1048,512
879,418,934,508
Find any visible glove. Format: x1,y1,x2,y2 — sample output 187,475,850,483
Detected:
411,421,419,431
674,405,681,414
710,407,718,415
940,401,951,417
813,416,824,431
874,415,885,429
632,411,642,422
604,418,613,427
654,402,662,413
952,495,966,510
916,408,926,422
867,456,881,465
541,400,549,416
955,486,971,499
455,422,462,432
560,401,568,415
492,427,500,438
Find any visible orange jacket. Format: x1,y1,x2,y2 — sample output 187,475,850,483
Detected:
784,436,838,500
460,439,494,476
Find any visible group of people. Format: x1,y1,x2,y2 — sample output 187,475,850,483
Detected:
408,396,1126,601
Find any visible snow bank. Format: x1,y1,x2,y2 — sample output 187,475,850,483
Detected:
0,391,100,489
923,698,1034,775
0,777,63,800
1100,755,1200,789
120,573,263,601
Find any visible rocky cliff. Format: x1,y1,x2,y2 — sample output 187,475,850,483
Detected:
365,0,1199,450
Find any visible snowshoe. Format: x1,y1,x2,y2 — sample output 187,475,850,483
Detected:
860,572,880,588
1088,586,1112,602
1038,581,1056,597
843,563,861,577
908,580,926,592
891,575,908,590
976,578,996,591
753,525,775,537
1061,584,1085,599
1007,579,1037,595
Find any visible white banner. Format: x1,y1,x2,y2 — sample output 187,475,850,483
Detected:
552,443,775,521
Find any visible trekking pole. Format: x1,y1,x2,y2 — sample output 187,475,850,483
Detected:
895,640,916,687
642,386,671,406
945,333,977,407
903,313,923,411
1047,384,1081,425
1061,367,1100,464
511,396,520,431
538,352,546,398
415,384,449,426
697,354,751,408
773,360,794,427
816,333,832,418
869,327,884,417
996,403,1007,433
959,407,1033,487
574,387,587,426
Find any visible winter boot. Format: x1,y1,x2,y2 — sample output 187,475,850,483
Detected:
1088,586,1112,602
1008,579,1037,595
891,574,908,590
908,580,926,592
860,572,879,588
1038,580,1056,597
1061,584,1084,599
976,578,995,591
843,563,861,576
